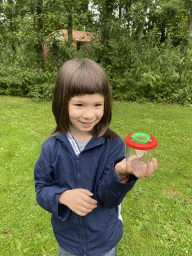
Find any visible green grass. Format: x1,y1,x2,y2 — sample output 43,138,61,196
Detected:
1,96,192,256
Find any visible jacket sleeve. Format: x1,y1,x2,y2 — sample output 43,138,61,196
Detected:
96,137,138,208
34,142,71,221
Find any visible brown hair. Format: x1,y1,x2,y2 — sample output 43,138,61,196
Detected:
51,58,118,138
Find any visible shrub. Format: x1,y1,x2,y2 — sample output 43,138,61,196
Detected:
0,27,192,104
0,64,56,100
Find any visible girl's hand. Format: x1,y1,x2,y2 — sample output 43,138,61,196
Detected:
115,154,158,179
58,189,97,216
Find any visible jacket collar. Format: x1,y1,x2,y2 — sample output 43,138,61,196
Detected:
55,132,105,151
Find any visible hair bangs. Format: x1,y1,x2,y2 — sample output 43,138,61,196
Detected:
67,63,107,97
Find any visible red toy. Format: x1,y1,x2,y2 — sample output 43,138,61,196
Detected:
125,133,157,159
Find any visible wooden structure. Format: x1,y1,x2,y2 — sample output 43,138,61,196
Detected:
44,29,94,57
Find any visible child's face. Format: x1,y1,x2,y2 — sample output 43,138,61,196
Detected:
68,94,104,139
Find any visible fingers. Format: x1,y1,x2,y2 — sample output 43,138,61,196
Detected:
78,189,97,216
141,151,147,159
77,205,97,216
126,155,141,175
80,198,97,209
79,188,94,197
126,154,140,162
131,160,147,179
145,162,153,178
126,154,148,178
79,203,96,214
79,189,97,205
127,154,157,179
145,158,158,178
77,198,97,217
63,189,98,217
152,157,158,169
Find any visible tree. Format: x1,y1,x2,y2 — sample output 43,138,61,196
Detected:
185,1,192,42
1,0,16,52
145,0,188,46
35,0,44,68
64,0,74,46
134,0,150,44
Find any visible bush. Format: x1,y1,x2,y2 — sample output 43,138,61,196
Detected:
85,31,192,105
0,26,192,105
0,64,56,100
44,31,77,72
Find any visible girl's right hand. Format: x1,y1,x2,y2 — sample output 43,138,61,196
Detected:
58,189,97,216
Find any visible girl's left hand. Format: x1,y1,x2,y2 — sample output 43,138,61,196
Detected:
115,154,158,179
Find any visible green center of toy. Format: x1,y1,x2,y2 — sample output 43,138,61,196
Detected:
131,133,151,144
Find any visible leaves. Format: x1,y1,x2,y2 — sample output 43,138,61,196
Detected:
0,0,192,104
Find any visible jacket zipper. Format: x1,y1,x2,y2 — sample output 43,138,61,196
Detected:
80,217,87,256
76,155,87,255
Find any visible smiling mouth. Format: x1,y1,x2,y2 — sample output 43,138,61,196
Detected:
80,121,94,124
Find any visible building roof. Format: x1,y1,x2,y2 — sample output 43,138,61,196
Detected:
44,29,97,56
49,29,94,42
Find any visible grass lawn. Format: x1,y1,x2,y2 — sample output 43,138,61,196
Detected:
1,96,192,256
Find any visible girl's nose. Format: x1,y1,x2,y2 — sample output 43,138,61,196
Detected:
83,109,94,119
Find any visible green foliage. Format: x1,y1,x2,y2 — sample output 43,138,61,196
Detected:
81,28,192,105
0,0,192,104
1,28,192,104
0,64,56,100
27,82,55,101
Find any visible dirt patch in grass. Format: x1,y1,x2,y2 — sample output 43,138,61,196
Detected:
164,188,182,197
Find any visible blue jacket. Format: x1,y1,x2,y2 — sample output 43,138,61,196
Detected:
34,132,137,256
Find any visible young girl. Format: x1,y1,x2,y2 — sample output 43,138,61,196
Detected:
34,59,157,256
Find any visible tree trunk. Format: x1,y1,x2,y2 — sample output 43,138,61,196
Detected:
7,0,16,53
65,0,73,47
36,0,44,69
119,0,122,20
68,11,73,46
135,0,149,44
186,7,192,40
160,21,166,43
99,0,115,65
101,0,115,46
125,0,133,29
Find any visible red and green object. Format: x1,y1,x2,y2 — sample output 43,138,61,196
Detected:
125,133,157,150
125,133,157,159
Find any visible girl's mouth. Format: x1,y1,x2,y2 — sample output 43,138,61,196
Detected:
80,121,94,125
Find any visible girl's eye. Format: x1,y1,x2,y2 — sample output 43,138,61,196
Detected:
75,104,103,107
